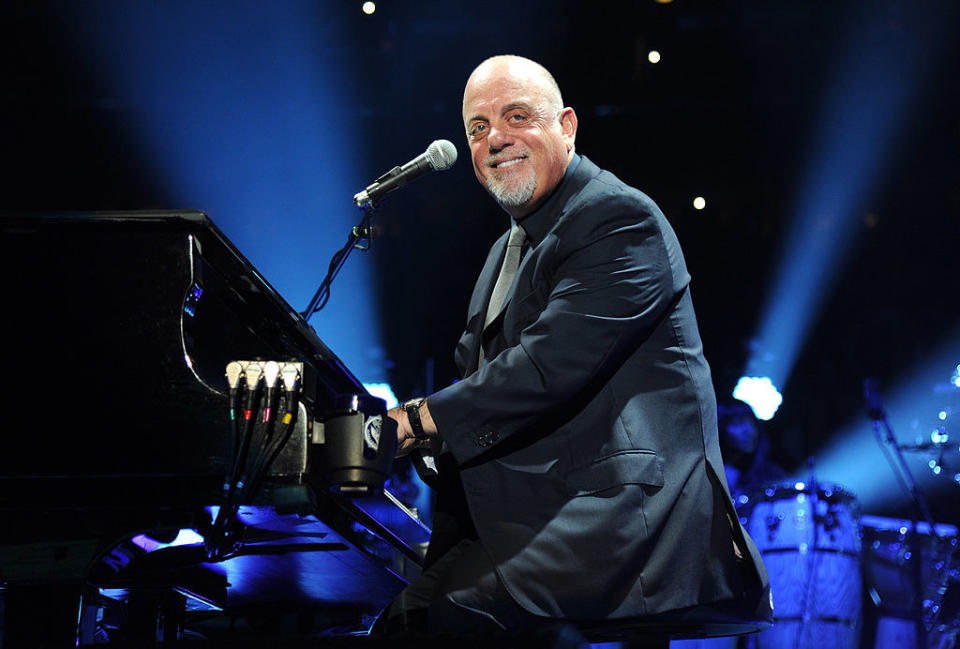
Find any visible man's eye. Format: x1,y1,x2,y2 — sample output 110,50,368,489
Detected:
508,112,528,123
469,123,487,137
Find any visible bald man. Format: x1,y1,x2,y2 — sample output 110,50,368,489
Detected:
380,55,769,635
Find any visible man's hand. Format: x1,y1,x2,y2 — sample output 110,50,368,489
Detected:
387,399,438,456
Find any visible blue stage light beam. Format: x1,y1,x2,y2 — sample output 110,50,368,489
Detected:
363,383,400,409
58,1,386,382
798,326,960,513
742,2,945,402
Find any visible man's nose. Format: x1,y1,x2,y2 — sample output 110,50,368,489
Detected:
487,123,512,152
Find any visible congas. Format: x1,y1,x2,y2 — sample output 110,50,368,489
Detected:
738,482,862,649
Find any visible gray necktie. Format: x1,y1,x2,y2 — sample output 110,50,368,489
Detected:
485,224,527,328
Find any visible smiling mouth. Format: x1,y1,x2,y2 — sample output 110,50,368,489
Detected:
490,157,526,169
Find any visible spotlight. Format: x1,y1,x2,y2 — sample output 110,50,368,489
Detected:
648,51,661,64
693,196,706,210
732,376,783,421
362,1,376,15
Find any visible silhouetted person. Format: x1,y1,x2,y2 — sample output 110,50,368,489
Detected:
718,401,785,496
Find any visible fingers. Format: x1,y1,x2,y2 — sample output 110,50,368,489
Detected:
387,405,416,450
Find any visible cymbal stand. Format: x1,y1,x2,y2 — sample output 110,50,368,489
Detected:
864,378,937,649
863,379,937,534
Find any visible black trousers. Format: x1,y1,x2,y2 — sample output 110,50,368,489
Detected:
373,539,544,635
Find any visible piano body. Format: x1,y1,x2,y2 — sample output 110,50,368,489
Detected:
0,211,428,646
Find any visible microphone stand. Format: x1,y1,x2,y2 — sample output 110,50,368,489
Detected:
300,200,377,322
299,140,456,321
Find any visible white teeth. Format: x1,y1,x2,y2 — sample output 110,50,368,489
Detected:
495,158,523,168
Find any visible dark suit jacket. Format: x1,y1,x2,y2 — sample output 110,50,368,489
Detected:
426,155,768,620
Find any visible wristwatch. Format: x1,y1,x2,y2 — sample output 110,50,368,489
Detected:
403,398,428,440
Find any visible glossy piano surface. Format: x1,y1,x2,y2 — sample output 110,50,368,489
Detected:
1,210,362,484
0,210,426,644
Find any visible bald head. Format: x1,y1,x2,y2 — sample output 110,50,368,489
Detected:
463,55,564,120
461,55,578,218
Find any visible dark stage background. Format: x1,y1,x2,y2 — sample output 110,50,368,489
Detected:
3,0,959,524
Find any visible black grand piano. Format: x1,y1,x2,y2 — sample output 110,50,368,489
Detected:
0,211,429,646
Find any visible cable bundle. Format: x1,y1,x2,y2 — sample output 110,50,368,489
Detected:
205,360,302,560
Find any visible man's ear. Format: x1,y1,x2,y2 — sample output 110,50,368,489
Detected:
560,107,578,151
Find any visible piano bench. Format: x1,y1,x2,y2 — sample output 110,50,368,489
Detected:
319,587,773,648
570,586,774,648
319,617,767,649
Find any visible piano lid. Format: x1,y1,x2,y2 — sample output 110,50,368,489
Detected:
0,210,366,480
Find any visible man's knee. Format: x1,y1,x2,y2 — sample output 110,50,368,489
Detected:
427,540,510,631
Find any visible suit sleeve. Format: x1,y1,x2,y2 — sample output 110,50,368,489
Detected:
427,190,690,466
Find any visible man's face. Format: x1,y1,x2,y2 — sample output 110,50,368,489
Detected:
723,414,759,455
462,61,576,219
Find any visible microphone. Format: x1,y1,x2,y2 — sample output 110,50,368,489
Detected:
354,139,458,207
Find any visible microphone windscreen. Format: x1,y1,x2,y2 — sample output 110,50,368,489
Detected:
426,139,458,171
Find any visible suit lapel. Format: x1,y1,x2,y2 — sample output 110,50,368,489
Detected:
455,229,511,376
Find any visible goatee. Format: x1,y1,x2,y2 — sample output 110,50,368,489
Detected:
485,166,536,207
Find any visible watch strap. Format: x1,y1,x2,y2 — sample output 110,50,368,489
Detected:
404,398,428,440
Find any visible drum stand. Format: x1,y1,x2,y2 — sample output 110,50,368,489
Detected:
798,460,821,649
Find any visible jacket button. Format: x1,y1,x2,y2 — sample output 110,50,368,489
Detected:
475,431,498,447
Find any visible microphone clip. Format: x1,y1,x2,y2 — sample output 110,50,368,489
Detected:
351,223,374,251
354,165,401,208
